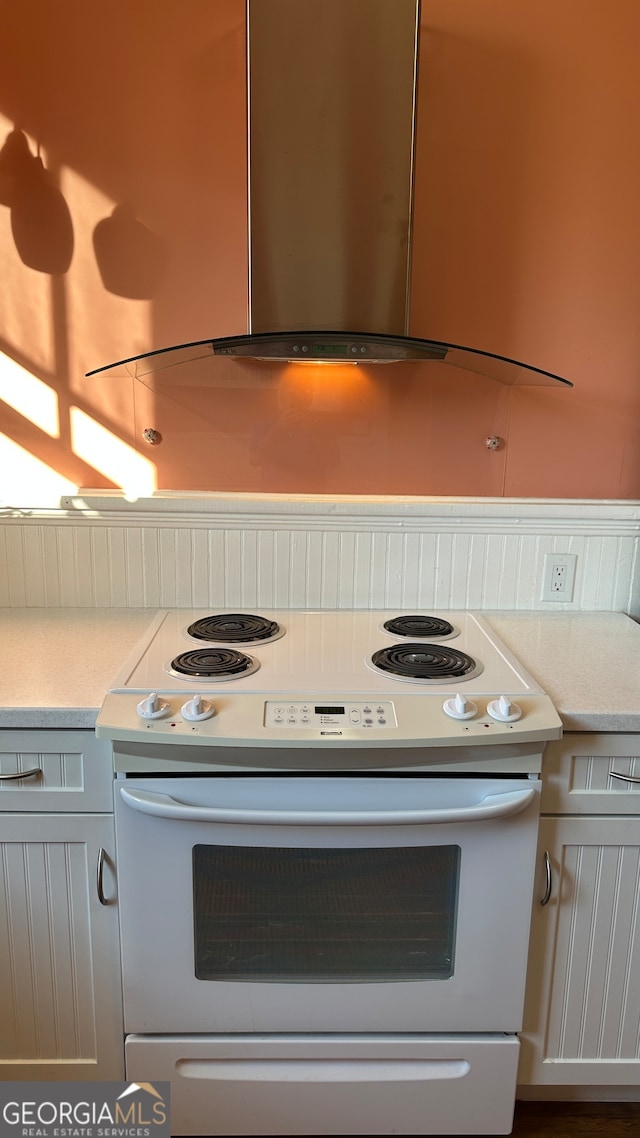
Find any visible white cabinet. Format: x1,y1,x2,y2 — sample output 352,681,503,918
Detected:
519,734,640,1087
0,730,123,1080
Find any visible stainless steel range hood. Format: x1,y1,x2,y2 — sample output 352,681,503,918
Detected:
87,0,572,388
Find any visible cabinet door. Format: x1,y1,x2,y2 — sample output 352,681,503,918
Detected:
520,816,640,1085
0,813,123,1080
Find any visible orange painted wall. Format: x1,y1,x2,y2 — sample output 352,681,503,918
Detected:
411,0,640,498
0,1,638,500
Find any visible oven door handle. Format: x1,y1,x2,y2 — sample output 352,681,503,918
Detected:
119,785,536,825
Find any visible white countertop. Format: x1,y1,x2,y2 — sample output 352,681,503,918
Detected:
484,611,640,733
1,607,639,733
0,608,155,728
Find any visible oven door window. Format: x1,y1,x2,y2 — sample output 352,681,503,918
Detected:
193,844,460,982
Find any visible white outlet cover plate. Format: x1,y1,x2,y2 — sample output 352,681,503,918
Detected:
541,552,577,602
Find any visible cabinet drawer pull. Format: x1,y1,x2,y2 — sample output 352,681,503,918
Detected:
609,770,640,785
97,847,109,905
540,849,552,906
0,767,42,782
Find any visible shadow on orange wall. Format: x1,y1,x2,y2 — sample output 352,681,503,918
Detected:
0,129,74,274
93,204,166,300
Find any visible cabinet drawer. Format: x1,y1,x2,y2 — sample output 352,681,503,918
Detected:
0,731,113,811
541,734,640,815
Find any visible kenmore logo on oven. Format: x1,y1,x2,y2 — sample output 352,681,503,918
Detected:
320,730,343,735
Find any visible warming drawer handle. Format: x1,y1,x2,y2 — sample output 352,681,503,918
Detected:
177,1057,471,1082
119,785,536,825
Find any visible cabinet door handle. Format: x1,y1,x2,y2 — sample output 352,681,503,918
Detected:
97,848,109,905
0,767,42,781
540,849,552,906
609,770,640,785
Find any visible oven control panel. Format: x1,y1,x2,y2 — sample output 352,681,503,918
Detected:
264,700,397,729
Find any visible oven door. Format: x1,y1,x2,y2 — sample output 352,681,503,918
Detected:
114,774,540,1033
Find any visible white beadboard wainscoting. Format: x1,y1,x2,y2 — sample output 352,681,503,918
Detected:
1,495,639,615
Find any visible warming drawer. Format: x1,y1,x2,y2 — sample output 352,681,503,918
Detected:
125,1033,521,1136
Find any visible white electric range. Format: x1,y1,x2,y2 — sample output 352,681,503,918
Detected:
97,610,561,1136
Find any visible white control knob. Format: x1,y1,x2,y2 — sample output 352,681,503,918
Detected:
136,692,170,720
443,693,478,720
487,695,522,722
181,694,214,722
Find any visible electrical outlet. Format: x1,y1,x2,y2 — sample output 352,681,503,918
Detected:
541,553,577,602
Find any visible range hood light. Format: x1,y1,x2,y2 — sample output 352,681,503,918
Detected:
282,359,361,367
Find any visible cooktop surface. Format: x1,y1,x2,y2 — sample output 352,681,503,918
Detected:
109,609,542,696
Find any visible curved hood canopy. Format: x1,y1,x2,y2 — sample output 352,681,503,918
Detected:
86,331,571,386
87,0,573,390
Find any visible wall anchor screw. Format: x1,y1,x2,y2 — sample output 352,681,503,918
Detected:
485,435,503,450
142,428,162,445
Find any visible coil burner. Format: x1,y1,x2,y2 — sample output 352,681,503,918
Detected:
186,613,283,645
382,615,458,640
167,648,259,681
369,643,482,684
